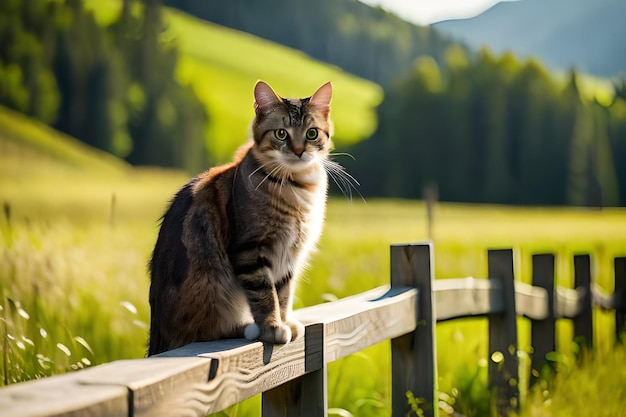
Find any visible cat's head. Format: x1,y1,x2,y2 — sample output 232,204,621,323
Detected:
251,81,333,172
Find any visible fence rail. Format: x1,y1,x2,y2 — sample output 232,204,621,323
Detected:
1,243,625,417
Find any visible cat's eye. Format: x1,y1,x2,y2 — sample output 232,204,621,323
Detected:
274,129,288,141
306,128,318,140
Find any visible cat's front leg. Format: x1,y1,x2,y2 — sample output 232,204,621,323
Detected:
239,275,294,344
276,273,304,341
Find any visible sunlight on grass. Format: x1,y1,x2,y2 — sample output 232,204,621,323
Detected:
3,180,626,415
3,140,626,413
521,342,626,417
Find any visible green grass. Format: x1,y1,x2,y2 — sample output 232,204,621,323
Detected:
0,106,187,382
520,343,626,417
83,0,383,163
0,106,128,179
2,107,626,415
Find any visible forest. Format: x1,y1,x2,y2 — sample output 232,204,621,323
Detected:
2,0,626,206
0,0,208,171
347,51,626,206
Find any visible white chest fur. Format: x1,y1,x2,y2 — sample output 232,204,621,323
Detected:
275,167,328,282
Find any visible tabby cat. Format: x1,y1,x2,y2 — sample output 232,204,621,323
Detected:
148,81,334,355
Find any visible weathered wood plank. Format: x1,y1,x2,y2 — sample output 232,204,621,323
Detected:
530,254,556,387
615,257,626,342
293,286,391,318
554,286,585,319
0,370,128,417
390,243,436,417
193,333,307,414
191,286,418,414
77,357,213,417
434,278,547,321
295,286,418,362
487,249,519,417
262,323,327,417
434,277,504,320
573,254,593,350
514,281,548,320
592,283,618,310
324,289,417,362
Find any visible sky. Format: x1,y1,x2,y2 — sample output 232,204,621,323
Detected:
358,0,515,25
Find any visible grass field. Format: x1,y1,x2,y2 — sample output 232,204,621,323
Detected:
2,105,626,415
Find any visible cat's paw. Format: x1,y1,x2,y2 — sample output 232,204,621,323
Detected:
285,319,304,341
243,323,261,341
244,323,292,344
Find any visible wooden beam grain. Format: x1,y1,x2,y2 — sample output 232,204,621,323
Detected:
295,286,418,362
194,334,307,413
434,277,504,321
0,370,128,417
77,357,213,417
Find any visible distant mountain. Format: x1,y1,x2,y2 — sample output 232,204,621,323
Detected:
435,0,626,77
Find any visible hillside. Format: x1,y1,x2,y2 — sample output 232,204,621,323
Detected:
162,0,462,87
435,0,626,77
84,0,383,164
0,105,128,180
165,9,382,162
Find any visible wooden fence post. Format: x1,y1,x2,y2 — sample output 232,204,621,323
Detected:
487,249,519,416
615,257,626,343
573,254,593,351
262,323,327,417
390,243,437,417
530,253,556,386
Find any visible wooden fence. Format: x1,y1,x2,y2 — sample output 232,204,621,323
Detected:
1,243,625,417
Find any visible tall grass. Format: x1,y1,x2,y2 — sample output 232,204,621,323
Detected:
4,175,625,414
0,171,187,382
521,342,626,417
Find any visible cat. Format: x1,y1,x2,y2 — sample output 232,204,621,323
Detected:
148,81,335,355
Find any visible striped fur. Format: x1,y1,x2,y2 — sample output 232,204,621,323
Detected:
148,81,333,355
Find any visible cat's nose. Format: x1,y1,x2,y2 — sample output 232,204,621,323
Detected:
293,148,305,158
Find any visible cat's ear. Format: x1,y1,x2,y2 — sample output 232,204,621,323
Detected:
254,81,281,112
309,82,332,108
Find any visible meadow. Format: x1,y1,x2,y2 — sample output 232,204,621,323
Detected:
2,106,626,416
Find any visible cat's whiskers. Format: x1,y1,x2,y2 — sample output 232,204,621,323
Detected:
329,152,356,161
248,162,270,180
322,159,365,203
254,162,285,191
